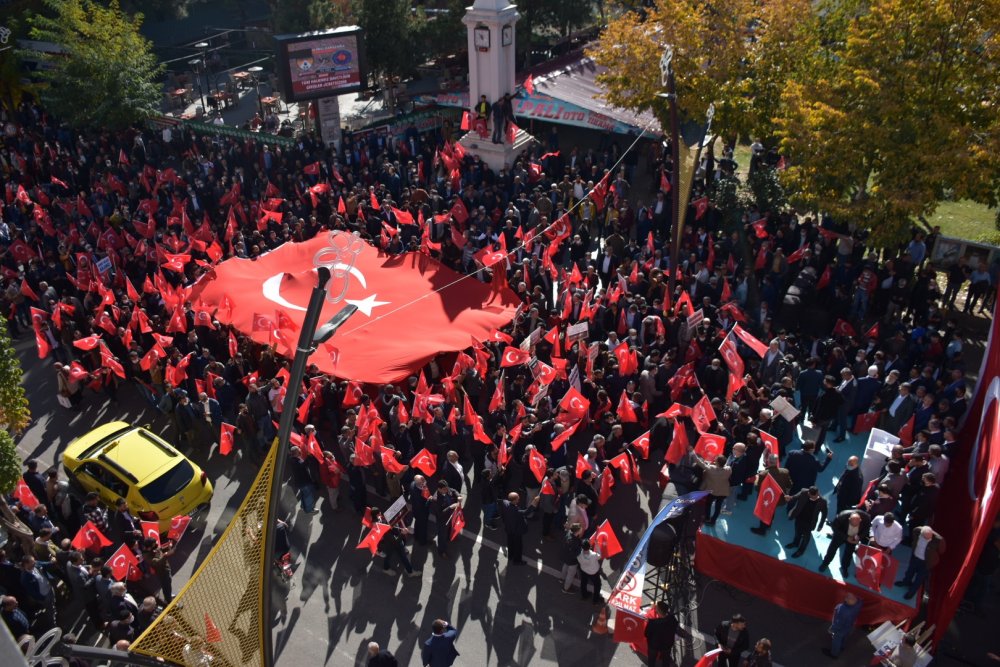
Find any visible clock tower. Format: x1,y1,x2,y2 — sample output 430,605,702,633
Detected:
459,0,533,171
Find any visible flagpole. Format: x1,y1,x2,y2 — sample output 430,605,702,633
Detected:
261,268,357,667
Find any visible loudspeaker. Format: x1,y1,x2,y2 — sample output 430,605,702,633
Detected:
647,521,678,567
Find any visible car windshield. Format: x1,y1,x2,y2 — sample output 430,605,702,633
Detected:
140,460,195,505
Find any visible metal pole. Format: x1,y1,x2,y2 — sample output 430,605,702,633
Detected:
261,269,358,667
668,68,680,300
249,66,264,118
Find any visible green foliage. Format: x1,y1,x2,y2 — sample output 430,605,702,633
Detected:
352,0,425,83
25,0,163,130
531,0,595,38
0,319,29,436
273,0,350,34
745,168,788,217
0,430,20,495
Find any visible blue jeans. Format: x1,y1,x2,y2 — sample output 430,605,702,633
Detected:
830,629,850,657
299,483,316,513
482,502,497,526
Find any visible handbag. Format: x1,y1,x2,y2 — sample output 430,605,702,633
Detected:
57,394,72,408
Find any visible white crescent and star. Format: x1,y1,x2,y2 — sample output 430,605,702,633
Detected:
262,265,387,317
762,488,776,507
861,554,880,577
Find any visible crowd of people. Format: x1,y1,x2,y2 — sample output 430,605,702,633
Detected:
0,92,989,667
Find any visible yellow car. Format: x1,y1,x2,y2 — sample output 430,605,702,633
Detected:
63,422,213,532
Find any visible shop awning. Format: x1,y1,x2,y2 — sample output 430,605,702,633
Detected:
415,56,662,137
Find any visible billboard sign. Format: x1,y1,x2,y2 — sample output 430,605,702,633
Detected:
275,26,367,102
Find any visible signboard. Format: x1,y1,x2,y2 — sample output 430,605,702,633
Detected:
95,256,113,275
861,428,900,484
414,91,654,136
686,308,704,333
383,494,408,524
275,26,367,102
567,321,589,343
317,96,342,149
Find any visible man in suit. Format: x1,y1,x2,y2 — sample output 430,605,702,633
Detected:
784,440,833,494
795,357,824,420
853,366,882,415
833,368,858,442
421,618,460,667
430,481,461,559
499,492,539,565
906,472,940,531
645,600,683,667
833,456,863,513
811,375,844,449
714,613,750,667
750,455,793,535
896,526,946,600
881,382,916,433
784,486,829,558
819,510,871,577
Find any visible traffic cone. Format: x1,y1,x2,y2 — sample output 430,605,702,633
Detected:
591,605,609,635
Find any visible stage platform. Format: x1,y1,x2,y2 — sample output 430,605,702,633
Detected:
695,424,919,625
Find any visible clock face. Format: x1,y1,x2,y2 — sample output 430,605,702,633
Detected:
474,27,490,48
502,25,512,46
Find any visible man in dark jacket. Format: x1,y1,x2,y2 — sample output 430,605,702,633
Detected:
833,456,863,513
714,613,750,667
645,600,684,667
783,486,829,558
499,492,539,565
811,375,844,449
795,357,824,420
833,368,858,442
819,510,872,577
288,445,320,514
366,641,398,667
784,440,833,494
421,618,459,667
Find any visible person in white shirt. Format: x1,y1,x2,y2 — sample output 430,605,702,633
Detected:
576,540,603,604
870,512,903,552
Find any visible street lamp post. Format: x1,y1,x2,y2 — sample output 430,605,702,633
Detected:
658,46,681,299
248,65,264,118
194,41,209,113
260,266,357,667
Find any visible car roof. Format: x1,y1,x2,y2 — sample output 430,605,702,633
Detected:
66,422,182,484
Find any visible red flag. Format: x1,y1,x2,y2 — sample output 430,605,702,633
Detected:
34,329,50,359
659,169,671,193
73,335,102,351
205,613,222,643
140,521,161,547
357,523,391,555
576,455,591,480
658,403,691,419
691,395,716,433
732,324,768,357
787,246,806,263
865,322,880,339
630,430,651,459
450,505,466,541
613,610,648,645
758,428,780,460
296,392,313,424
500,347,531,367
755,244,769,271
71,521,113,553
303,162,320,176
693,197,709,220
219,422,235,455
694,648,724,667
817,265,831,290
674,290,694,317
523,74,535,95
460,110,471,131
718,335,745,377
695,433,726,461
665,420,689,465
552,419,582,448
228,330,239,358
13,479,40,509
589,520,623,558
410,448,437,477
489,376,506,413
899,414,915,446
598,466,615,505
853,410,882,434
528,447,548,483
616,390,638,423
832,318,856,337
379,449,407,474
20,279,38,301
753,473,784,525
609,451,636,484
752,219,769,238
167,515,191,542
108,543,140,581
854,543,885,591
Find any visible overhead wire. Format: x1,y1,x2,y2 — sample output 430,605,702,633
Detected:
335,119,659,338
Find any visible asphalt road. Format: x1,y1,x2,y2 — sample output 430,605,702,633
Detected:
10,333,997,666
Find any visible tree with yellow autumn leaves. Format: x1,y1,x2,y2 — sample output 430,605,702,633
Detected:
590,0,1000,244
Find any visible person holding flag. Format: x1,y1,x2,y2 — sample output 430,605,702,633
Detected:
499,491,540,566
819,510,872,577
750,455,792,536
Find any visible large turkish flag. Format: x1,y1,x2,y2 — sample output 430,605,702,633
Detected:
192,232,519,383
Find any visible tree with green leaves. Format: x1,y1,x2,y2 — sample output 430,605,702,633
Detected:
775,0,1000,245
352,0,425,108
25,0,163,130
273,0,351,34
0,322,28,494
